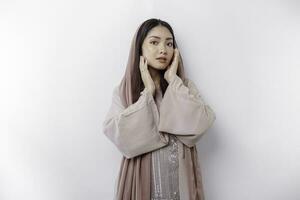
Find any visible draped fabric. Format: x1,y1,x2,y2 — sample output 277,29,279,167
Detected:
102,23,216,200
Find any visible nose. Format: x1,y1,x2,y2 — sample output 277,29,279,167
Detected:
158,43,167,55
159,46,167,55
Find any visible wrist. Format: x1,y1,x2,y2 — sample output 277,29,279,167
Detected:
166,75,175,84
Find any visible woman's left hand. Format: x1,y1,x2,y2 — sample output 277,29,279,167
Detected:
164,48,180,84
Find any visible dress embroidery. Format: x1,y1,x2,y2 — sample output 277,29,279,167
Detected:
150,88,180,200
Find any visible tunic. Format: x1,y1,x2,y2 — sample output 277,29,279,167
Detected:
151,88,180,200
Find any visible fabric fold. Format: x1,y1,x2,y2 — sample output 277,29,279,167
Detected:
103,86,169,159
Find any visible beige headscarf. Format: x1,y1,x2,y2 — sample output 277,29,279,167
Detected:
114,22,204,200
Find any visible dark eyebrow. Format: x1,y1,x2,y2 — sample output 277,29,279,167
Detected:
148,36,173,40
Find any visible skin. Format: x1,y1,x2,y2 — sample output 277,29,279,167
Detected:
140,25,180,96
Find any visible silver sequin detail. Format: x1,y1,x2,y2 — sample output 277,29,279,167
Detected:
151,135,180,200
150,89,180,200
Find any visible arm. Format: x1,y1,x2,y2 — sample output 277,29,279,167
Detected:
158,74,216,147
102,86,169,158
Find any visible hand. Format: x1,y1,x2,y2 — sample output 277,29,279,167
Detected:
139,56,155,96
164,48,180,84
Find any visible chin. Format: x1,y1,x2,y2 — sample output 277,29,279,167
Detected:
149,63,167,70
151,65,167,70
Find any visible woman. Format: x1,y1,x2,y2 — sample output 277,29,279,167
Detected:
102,18,216,200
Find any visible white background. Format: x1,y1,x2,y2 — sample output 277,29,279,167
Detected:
1,0,299,199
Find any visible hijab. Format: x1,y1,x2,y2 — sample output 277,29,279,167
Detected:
113,21,204,200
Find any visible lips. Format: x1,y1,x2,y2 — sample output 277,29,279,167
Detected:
157,59,166,63
156,57,167,62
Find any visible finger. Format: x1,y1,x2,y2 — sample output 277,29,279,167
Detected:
139,56,144,69
143,57,147,68
171,50,179,70
141,56,144,64
172,49,178,62
175,48,179,57
174,50,179,63
140,56,147,73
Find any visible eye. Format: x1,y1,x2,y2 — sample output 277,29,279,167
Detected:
167,42,173,47
150,41,158,45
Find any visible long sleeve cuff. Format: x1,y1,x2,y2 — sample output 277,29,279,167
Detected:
158,74,216,147
103,86,169,158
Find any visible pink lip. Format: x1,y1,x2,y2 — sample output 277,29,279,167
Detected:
157,59,166,63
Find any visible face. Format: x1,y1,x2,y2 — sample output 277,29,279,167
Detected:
141,25,174,70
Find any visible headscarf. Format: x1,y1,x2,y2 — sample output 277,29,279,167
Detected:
113,22,202,200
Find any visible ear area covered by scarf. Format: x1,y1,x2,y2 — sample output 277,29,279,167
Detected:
102,86,169,159
158,74,216,147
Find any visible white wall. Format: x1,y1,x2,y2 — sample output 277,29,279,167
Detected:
1,0,299,199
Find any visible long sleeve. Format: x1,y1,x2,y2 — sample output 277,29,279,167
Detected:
102,86,169,159
158,74,216,148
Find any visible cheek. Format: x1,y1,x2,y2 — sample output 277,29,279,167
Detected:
143,47,156,59
168,50,174,60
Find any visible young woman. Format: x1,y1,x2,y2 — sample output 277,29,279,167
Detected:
103,18,216,200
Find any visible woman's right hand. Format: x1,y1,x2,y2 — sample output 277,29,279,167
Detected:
139,56,155,96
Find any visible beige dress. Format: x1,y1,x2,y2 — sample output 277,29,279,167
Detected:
103,74,216,199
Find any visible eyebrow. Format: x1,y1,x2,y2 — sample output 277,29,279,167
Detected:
148,36,173,40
